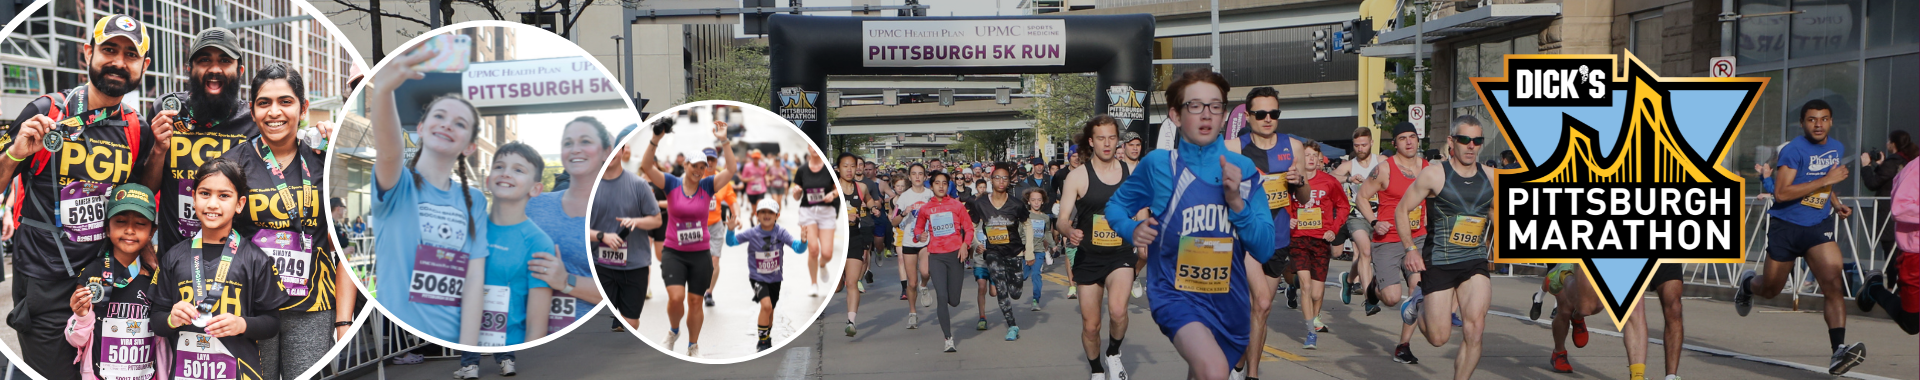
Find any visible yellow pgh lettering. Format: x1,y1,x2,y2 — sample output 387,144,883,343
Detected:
171,136,240,171
247,186,314,222
176,282,245,316
60,143,131,182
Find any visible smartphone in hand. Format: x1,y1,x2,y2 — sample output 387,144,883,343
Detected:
412,34,473,73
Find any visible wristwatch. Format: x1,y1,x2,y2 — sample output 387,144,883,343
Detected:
561,274,576,294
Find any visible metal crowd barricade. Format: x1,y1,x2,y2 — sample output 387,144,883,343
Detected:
317,314,433,380
1678,196,1896,305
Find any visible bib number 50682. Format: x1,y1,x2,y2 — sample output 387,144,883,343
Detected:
410,272,463,295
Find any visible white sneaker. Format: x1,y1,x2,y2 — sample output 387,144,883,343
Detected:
499,359,516,376
920,287,934,308
943,338,957,352
666,331,680,350
907,313,919,329
688,343,700,358
1131,281,1144,299
1228,365,1246,380
1104,353,1128,380
452,365,479,380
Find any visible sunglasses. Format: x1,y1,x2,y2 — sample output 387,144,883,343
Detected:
1248,109,1281,120
1451,135,1486,146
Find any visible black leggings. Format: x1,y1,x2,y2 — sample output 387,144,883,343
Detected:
928,252,964,338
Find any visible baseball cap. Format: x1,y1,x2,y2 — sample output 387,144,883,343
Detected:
614,124,640,147
107,183,156,221
1392,121,1419,138
189,27,240,61
702,148,720,160
330,197,347,209
1122,131,1141,143
755,198,781,214
91,14,150,56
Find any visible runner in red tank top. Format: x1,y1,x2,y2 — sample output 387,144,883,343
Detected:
1354,122,1429,365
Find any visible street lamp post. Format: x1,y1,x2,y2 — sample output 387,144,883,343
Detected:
611,35,625,89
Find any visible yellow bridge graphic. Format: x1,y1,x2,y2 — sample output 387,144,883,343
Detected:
1528,78,1719,184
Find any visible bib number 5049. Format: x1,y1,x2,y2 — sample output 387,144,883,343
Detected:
411,273,463,295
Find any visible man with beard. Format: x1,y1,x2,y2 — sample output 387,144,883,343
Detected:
0,14,160,380
148,27,257,252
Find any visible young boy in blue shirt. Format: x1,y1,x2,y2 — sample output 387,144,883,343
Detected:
454,142,557,379
725,198,806,352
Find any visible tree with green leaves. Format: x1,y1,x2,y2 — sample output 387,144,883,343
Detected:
1018,73,1097,150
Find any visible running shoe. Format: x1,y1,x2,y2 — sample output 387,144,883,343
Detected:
688,343,700,358
944,338,957,352
1858,273,1884,313
1131,280,1144,299
1530,290,1545,320
391,353,424,365
1733,269,1755,317
1829,343,1866,375
1664,375,1683,380
1452,313,1463,327
666,331,680,350
1392,343,1419,364
705,290,715,307
1572,317,1589,348
977,317,989,330
1550,350,1572,373
865,269,875,284
846,322,858,337
1339,272,1353,305
1104,353,1128,380
1089,374,1105,380
1032,299,1042,311
1312,317,1329,333
612,320,626,333
857,280,866,293
1286,285,1300,310
907,313,919,329
1068,287,1079,299
901,292,908,301
1364,301,1382,316
1401,289,1424,326
452,365,479,380
920,286,934,308
1304,331,1318,349
758,340,772,352
1005,326,1020,341
500,359,516,376
1228,366,1245,380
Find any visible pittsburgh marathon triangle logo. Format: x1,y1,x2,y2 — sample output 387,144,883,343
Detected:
1477,53,1767,328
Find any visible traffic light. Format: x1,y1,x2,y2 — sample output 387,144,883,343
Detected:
900,0,924,17
1340,20,1355,53
1371,101,1389,127
1311,29,1329,63
790,0,802,15
1349,19,1375,54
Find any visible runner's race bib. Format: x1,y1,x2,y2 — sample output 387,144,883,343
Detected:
1297,207,1323,230
1409,206,1424,231
754,249,781,274
1091,215,1122,247
806,188,826,203
60,180,111,242
98,317,156,380
1802,186,1831,209
1263,173,1289,210
595,242,627,267
674,222,706,245
478,285,510,346
177,180,199,237
986,225,1011,245
1174,236,1234,294
929,212,955,237
548,296,578,331
254,230,312,297
175,332,237,380
408,245,468,307
1448,216,1488,248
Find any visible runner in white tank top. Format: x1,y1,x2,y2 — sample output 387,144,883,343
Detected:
1331,127,1389,320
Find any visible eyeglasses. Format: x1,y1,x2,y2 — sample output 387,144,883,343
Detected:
1249,109,1281,120
991,175,1010,180
1182,101,1226,115
1451,135,1486,146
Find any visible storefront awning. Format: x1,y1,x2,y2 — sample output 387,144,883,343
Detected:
1363,3,1560,57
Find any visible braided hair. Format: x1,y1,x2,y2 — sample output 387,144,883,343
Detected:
406,95,482,240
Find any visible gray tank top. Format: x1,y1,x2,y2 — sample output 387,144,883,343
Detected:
1425,162,1493,265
